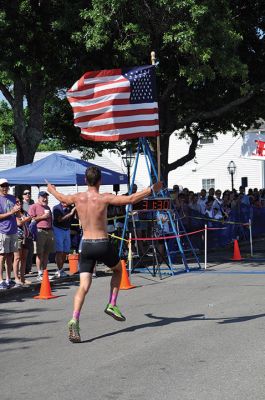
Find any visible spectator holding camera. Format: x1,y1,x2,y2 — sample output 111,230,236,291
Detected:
22,189,34,274
13,197,32,286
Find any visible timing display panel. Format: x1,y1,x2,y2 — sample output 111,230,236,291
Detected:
133,198,171,211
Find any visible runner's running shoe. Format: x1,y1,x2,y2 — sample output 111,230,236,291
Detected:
104,304,126,321
68,319,81,343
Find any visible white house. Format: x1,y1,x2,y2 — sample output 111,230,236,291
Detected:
168,129,265,192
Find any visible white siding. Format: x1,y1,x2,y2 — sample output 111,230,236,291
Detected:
168,132,264,192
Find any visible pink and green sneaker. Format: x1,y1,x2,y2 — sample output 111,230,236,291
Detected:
68,318,81,343
104,304,126,321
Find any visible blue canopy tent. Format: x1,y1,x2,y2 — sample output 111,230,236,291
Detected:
0,153,127,186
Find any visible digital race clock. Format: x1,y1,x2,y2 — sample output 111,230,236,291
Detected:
133,198,171,211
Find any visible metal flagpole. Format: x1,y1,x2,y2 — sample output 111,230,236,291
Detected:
151,51,161,181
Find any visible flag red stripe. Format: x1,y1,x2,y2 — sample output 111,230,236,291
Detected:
68,77,128,94
67,86,130,102
74,108,159,124
80,119,159,133
71,99,130,113
80,131,159,142
83,69,122,79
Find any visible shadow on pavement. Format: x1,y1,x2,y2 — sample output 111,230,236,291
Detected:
82,313,205,343
81,310,265,343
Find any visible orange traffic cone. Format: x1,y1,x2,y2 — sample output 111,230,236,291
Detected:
34,270,59,299
119,260,136,290
231,239,243,261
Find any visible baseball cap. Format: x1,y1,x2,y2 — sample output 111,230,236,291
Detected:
38,191,49,197
0,178,9,186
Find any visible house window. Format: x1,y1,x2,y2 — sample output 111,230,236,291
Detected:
202,179,215,191
200,138,214,144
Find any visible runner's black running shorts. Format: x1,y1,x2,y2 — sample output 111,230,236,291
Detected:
79,238,120,273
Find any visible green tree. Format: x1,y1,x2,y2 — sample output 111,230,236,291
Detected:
0,1,96,166
0,101,15,151
2,0,265,184
79,0,265,179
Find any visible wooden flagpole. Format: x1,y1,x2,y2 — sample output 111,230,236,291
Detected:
151,51,161,180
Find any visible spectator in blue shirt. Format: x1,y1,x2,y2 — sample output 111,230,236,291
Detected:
53,202,76,278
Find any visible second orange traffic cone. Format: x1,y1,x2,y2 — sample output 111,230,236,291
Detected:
231,239,243,261
119,260,136,290
34,270,59,300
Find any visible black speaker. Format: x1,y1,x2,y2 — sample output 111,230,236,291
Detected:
113,184,120,193
241,177,248,188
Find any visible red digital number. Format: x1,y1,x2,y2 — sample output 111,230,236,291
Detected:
157,200,162,210
164,200,169,209
142,200,148,210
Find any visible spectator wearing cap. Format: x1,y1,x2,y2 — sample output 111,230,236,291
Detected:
52,202,76,278
28,191,55,281
22,189,34,274
0,178,20,290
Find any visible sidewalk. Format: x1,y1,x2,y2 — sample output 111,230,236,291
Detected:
0,262,112,299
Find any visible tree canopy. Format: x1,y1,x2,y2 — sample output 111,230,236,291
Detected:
79,0,265,176
0,1,265,180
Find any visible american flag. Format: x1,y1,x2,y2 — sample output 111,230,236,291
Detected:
67,65,159,142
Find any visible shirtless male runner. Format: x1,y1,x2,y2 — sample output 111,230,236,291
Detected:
47,166,162,343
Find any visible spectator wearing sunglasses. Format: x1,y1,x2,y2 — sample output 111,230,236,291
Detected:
22,189,34,212
22,189,34,274
0,178,20,290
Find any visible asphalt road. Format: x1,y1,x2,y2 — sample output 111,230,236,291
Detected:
1,261,265,400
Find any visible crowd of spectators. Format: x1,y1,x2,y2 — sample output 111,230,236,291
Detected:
170,184,264,222
0,179,79,290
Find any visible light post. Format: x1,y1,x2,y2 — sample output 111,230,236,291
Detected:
122,144,135,192
227,161,236,190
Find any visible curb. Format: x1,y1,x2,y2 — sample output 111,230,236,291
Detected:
0,269,112,299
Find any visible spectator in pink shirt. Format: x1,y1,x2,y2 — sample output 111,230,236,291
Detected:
28,191,55,281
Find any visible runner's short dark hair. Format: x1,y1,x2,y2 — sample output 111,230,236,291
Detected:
85,166,101,186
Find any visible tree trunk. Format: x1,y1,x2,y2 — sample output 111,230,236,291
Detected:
167,133,200,174
13,77,45,166
12,77,46,195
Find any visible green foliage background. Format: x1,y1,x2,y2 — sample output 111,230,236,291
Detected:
0,1,265,174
